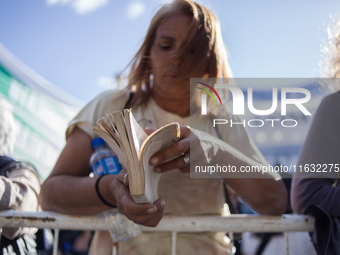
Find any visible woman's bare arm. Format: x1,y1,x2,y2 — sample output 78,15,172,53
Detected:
39,127,165,226
39,127,116,215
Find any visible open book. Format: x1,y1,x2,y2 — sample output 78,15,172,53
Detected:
93,109,180,204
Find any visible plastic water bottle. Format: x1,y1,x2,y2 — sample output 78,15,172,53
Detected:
89,138,121,175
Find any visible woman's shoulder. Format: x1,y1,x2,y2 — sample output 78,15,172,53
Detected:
66,89,130,138
90,89,130,107
83,89,130,114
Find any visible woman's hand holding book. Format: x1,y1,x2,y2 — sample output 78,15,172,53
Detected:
112,168,165,227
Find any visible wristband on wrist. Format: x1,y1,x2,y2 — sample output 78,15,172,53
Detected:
95,174,116,208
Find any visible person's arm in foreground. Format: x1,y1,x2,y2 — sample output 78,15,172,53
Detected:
0,163,41,238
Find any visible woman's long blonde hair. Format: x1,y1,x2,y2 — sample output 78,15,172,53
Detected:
124,0,232,108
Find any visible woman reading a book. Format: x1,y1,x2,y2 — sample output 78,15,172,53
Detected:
40,0,287,254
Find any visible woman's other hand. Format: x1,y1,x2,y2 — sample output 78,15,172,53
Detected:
148,126,190,173
112,169,165,227
148,126,206,173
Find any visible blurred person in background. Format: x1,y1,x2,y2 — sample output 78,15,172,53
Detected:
0,97,42,254
291,19,340,255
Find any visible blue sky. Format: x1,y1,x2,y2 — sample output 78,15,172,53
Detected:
0,0,339,103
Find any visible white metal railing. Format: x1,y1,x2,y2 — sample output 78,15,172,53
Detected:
0,210,314,255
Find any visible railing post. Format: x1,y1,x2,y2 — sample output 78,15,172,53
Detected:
171,231,177,255
228,232,234,255
284,232,289,255
112,242,118,255
53,229,60,255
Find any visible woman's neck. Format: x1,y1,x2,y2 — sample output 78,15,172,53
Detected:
152,92,191,117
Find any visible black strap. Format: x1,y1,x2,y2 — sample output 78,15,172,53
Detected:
95,175,116,208
124,92,135,109
255,233,274,255
223,183,238,214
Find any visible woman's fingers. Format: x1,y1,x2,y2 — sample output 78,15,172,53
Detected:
117,195,165,226
149,126,192,173
115,168,130,186
150,126,190,167
154,152,191,173
179,125,191,138
144,127,156,135
138,197,165,227
112,169,165,226
112,126,191,225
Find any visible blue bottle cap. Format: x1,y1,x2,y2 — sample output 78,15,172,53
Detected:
91,137,105,149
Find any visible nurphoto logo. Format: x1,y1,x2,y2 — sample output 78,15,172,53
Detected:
196,81,312,128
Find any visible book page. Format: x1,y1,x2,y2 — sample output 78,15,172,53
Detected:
94,112,180,199
111,111,144,196
134,123,180,203
127,109,148,159
139,123,181,157
132,140,162,203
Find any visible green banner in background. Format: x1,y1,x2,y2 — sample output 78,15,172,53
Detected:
0,64,81,180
